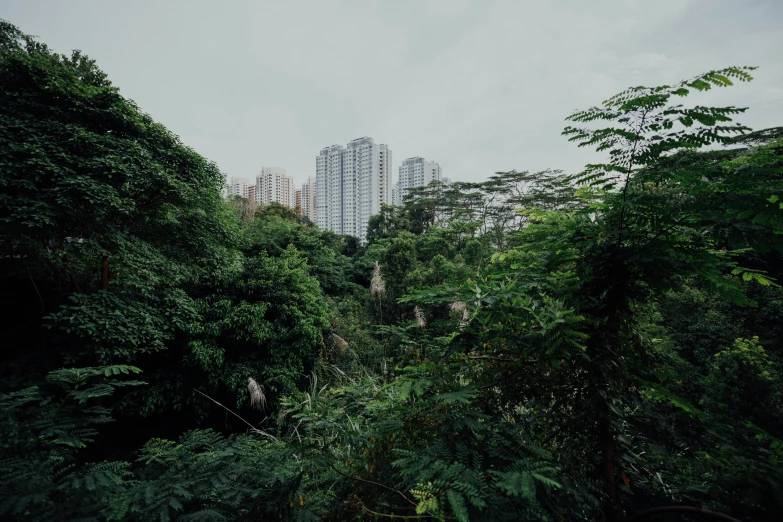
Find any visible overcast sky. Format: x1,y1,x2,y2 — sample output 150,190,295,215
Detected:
3,0,782,186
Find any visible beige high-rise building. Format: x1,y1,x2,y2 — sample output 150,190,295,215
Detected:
300,176,316,222
255,167,296,208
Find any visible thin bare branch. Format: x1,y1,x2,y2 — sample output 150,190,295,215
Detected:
329,464,417,508
194,389,277,441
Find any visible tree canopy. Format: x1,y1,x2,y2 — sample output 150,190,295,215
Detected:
1,20,782,522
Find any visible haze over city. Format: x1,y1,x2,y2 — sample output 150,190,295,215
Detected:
4,0,783,185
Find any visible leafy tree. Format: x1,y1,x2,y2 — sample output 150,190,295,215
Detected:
226,194,258,223
366,203,413,244
254,200,303,223
0,18,238,376
123,246,330,422
243,212,360,297
3,17,783,521
0,365,143,520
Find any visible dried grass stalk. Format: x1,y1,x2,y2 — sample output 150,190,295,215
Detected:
414,306,426,328
449,301,469,330
248,377,267,411
449,301,467,313
370,261,385,297
332,333,349,351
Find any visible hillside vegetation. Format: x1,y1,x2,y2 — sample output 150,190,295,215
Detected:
1,20,782,521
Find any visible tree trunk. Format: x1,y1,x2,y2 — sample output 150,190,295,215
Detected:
599,410,617,521
100,257,109,291
63,254,83,294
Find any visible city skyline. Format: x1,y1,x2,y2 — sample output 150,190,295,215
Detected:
226,148,441,242
6,0,781,192
224,137,415,190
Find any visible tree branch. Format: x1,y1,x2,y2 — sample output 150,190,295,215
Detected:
329,464,417,508
355,499,456,520
628,506,743,522
100,256,109,291
62,255,83,294
468,355,540,363
194,389,277,441
479,367,525,390
617,107,649,248
26,263,45,315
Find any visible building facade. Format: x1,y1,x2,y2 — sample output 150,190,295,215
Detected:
256,167,296,208
300,176,316,223
391,157,442,206
316,145,344,233
315,137,392,242
229,177,253,199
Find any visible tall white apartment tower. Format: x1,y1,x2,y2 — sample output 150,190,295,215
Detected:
229,177,253,199
256,167,296,208
392,157,442,206
315,137,392,242
316,145,344,233
300,176,316,223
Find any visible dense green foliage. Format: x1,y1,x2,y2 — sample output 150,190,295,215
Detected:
2,20,782,521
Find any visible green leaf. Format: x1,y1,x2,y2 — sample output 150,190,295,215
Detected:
447,490,469,522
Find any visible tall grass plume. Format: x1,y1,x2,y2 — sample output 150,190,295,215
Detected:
248,377,267,411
